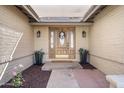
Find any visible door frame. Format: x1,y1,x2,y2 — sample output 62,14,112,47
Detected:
48,26,76,60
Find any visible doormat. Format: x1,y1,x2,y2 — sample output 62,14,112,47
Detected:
41,63,82,71
80,63,96,69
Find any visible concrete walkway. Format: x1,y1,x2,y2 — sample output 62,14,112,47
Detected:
47,69,109,88
44,63,109,88
47,69,79,88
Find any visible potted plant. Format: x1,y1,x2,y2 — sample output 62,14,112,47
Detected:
79,48,89,64
79,48,84,64
35,49,45,65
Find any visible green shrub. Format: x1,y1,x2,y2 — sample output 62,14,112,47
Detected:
11,73,24,87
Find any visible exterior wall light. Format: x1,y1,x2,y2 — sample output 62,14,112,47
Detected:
37,30,41,38
82,31,86,38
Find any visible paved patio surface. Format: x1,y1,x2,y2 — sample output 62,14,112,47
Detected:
73,69,109,88
46,63,108,88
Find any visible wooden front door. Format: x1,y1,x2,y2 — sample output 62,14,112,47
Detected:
49,27,75,59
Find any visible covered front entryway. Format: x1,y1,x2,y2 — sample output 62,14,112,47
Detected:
49,27,75,59
1,5,124,88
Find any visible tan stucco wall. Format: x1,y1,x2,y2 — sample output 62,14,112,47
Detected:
75,26,89,61
0,6,34,85
34,26,89,62
34,26,49,63
89,6,124,75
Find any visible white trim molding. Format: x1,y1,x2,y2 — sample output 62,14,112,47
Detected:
22,5,40,22
30,22,93,26
82,5,102,22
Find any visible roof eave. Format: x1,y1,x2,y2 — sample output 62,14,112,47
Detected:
81,5,106,22
22,5,40,22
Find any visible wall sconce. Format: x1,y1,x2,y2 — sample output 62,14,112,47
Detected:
82,31,86,38
37,30,41,38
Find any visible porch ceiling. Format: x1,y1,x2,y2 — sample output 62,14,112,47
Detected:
16,5,107,23
31,5,92,22
31,5,107,23
31,5,92,17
